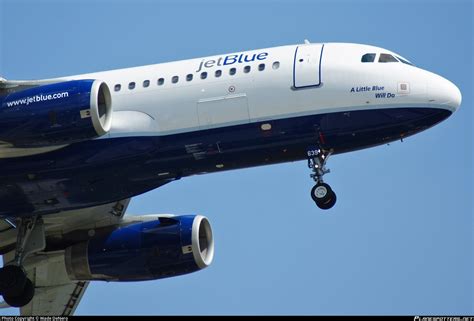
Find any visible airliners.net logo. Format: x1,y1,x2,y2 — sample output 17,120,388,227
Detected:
5,91,69,107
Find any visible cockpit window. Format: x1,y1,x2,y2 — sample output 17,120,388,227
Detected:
396,55,414,66
361,53,376,63
379,53,399,63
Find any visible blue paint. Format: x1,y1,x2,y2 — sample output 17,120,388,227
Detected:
88,215,199,281
0,80,100,147
223,55,238,65
0,107,451,218
223,52,268,66
256,52,268,60
197,52,269,72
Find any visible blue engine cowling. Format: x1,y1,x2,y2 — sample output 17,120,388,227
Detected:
64,215,214,281
0,79,112,147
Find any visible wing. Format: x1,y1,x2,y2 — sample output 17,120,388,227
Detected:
21,274,89,315
0,198,131,316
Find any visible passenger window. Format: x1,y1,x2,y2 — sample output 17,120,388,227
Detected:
128,82,136,90
244,66,251,73
158,78,164,86
114,84,121,92
361,53,376,63
379,53,398,63
272,61,280,70
186,74,193,82
143,80,150,88
215,70,222,77
229,68,236,75
201,72,207,79
172,76,179,84
258,63,265,71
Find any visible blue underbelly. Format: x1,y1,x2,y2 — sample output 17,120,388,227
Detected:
0,107,451,217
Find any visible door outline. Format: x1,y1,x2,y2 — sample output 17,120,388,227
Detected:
197,94,250,129
293,44,325,89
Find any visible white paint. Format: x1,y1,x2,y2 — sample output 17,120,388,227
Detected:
191,215,214,269
294,44,323,88
0,42,461,158
198,94,249,129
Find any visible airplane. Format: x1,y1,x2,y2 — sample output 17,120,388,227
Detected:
0,41,461,315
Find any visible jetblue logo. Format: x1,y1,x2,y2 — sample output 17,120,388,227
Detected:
5,92,69,108
196,52,268,72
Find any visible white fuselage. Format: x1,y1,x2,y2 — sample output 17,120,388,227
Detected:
0,42,462,216
56,42,460,139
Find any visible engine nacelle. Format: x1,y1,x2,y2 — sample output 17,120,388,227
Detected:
65,215,214,281
0,79,112,147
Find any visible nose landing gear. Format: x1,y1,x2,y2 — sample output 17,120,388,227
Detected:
307,148,337,210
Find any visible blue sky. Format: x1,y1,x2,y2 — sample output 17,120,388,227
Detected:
0,0,472,315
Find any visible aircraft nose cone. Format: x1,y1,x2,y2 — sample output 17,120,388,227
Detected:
427,74,462,112
447,79,462,111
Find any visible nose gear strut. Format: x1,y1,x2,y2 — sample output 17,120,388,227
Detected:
307,147,337,210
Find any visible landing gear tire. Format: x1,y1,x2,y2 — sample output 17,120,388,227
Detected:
3,278,34,308
311,183,337,210
311,183,331,203
0,265,27,298
0,217,44,307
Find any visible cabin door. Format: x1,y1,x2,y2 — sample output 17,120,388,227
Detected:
293,44,324,88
